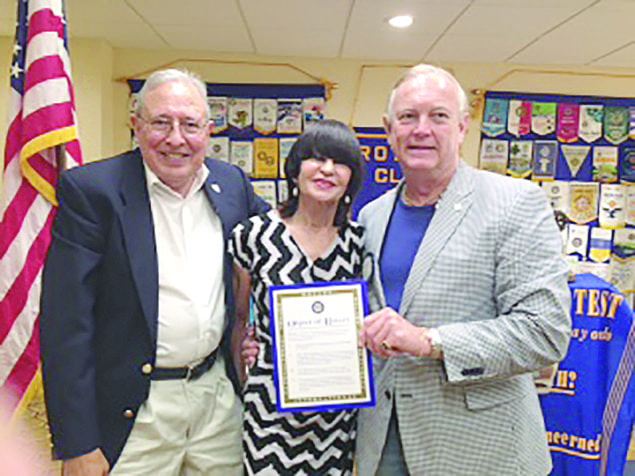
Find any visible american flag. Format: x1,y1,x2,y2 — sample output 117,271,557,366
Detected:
0,0,82,412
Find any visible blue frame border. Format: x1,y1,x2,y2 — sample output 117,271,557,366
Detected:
268,279,376,413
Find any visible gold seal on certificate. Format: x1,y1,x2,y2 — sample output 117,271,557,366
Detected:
269,281,375,412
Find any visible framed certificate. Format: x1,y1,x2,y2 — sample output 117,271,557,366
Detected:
269,280,375,412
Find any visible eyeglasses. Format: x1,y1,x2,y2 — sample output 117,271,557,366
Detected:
139,116,208,136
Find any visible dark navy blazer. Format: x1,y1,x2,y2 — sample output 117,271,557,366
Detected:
40,149,268,466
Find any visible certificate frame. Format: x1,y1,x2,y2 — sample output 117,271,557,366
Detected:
268,280,375,413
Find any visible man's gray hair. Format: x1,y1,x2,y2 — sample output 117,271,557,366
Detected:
385,64,469,121
133,68,210,119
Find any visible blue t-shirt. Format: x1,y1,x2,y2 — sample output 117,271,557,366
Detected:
380,199,435,311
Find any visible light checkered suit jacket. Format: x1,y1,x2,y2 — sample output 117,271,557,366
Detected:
356,162,572,475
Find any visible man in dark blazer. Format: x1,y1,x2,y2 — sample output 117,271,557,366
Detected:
40,69,268,475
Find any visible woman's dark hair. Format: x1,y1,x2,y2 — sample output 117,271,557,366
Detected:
279,119,365,226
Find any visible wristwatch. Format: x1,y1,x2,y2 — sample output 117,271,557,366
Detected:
427,328,443,360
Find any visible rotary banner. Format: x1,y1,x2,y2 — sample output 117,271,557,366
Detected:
566,224,589,257
479,90,635,297
556,103,580,143
629,106,635,140
253,99,277,134
569,182,599,225
479,139,508,175
507,99,523,136
517,101,532,136
253,137,279,178
621,146,635,183
589,227,613,263
561,145,590,179
482,98,508,137
592,146,618,183
228,98,253,130
579,105,603,143
531,102,556,136
208,136,229,162
508,140,533,178
599,183,626,229
542,181,570,215
208,96,228,134
603,106,629,145
532,140,558,180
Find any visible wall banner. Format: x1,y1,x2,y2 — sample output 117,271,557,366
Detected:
353,127,399,218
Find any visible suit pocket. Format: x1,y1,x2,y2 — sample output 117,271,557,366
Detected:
463,375,532,411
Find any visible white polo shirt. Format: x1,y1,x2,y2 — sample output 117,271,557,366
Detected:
144,163,225,368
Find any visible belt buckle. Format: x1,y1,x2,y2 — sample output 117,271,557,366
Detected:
185,366,193,380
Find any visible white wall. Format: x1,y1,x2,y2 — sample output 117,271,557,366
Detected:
5,38,635,169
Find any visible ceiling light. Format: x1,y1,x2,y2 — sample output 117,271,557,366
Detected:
388,15,413,29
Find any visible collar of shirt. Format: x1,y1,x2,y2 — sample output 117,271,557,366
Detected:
143,161,210,200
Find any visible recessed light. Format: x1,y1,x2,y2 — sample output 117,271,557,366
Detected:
388,15,413,29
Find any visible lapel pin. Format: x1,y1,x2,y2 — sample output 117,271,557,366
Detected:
211,183,221,193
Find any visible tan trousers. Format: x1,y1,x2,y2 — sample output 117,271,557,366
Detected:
111,356,242,476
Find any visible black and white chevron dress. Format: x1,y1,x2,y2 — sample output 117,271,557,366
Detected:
229,210,365,475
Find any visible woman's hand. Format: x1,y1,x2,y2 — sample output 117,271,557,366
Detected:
242,325,259,370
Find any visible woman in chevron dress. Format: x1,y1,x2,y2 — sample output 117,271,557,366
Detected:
229,120,366,475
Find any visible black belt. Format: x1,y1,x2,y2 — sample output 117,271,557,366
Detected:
151,350,218,381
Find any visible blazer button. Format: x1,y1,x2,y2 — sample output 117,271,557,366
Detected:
123,409,134,419
384,390,391,400
141,363,153,375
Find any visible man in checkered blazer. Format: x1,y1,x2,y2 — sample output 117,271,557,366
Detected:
357,64,571,475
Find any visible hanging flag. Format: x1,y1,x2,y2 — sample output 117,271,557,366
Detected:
279,137,296,179
598,183,626,229
230,140,253,173
589,227,613,263
253,98,277,134
603,106,629,145
542,180,570,216
531,102,556,136
479,138,508,175
253,137,279,178
579,105,603,143
610,228,635,294
508,140,533,179
228,98,253,130
532,140,558,181
566,223,589,258
277,99,303,134
621,145,635,183
302,97,325,129
561,144,590,179
507,99,523,136
208,96,228,134
556,103,580,143
518,101,532,136
251,180,277,208
629,106,635,140
481,98,508,137
569,182,599,225
626,184,635,227
592,146,619,183
207,136,229,162
0,0,83,413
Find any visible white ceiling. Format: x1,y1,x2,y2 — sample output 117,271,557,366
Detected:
2,0,635,67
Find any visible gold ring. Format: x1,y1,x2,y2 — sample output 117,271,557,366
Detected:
381,340,392,351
